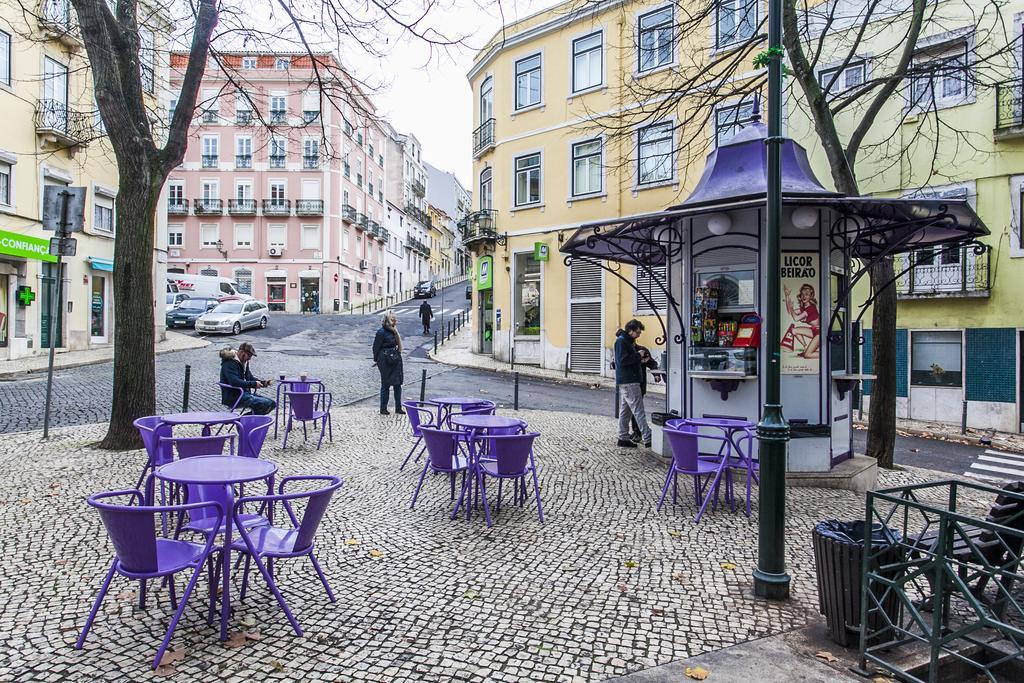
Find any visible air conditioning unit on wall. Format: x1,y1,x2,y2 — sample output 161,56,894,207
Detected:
359,259,369,270
269,247,283,257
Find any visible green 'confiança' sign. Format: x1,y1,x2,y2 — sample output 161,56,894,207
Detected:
476,255,493,291
0,229,57,262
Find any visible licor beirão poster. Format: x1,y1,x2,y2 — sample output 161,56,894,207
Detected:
780,252,820,375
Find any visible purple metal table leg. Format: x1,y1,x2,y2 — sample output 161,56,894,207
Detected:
220,483,232,640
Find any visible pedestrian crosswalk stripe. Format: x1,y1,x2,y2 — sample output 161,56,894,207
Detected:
984,449,1024,461
969,462,1024,478
977,454,1024,468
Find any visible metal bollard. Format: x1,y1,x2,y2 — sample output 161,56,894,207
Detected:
447,320,451,340
511,346,516,370
565,353,569,378
961,399,968,435
433,331,438,354
182,364,191,411
420,368,426,402
514,372,520,411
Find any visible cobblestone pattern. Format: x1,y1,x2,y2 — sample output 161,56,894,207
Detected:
0,409,990,682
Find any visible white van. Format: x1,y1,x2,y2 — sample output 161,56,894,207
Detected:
167,274,244,301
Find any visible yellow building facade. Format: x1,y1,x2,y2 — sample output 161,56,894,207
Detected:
0,2,170,360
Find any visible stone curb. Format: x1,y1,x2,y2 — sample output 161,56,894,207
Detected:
853,419,1024,455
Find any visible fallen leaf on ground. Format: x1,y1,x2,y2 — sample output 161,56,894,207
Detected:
223,632,250,648
613,533,626,540
243,630,262,642
617,583,628,593
368,549,384,558
673,571,687,584
667,530,682,538
814,651,839,663
651,607,665,616
685,666,710,680
154,664,176,677
55,559,68,566
623,560,638,568
158,648,185,666
49,481,61,489
720,563,737,570
271,660,286,672
115,590,134,601
240,614,256,628
344,538,360,546
463,589,481,600
19,498,31,504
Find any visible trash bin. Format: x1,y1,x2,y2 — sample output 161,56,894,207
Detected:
333,299,340,312
812,520,903,647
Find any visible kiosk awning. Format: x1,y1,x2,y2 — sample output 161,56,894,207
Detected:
559,209,687,266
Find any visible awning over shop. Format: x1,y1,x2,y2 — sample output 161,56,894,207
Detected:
88,257,114,272
559,209,686,266
298,269,320,279
264,270,287,279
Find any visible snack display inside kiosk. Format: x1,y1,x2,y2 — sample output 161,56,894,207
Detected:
688,270,758,378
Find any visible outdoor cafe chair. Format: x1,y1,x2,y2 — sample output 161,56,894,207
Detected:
75,490,223,669
473,432,543,528
400,401,438,471
282,391,333,450
411,427,472,512
133,416,173,497
659,424,732,524
218,382,246,414
237,414,273,458
231,475,343,636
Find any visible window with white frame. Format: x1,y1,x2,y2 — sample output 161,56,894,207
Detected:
638,6,673,73
201,180,219,200
234,224,253,248
275,57,290,70
200,224,219,248
168,226,183,246
572,32,603,92
303,137,319,165
301,224,320,250
235,136,252,163
714,100,756,146
242,56,258,70
637,121,674,185
93,192,114,233
715,0,758,49
514,153,541,206
635,265,668,312
235,180,252,201
270,137,286,166
270,93,287,120
167,182,183,206
269,181,286,203
268,224,286,248
480,167,493,211
201,88,218,118
909,40,970,110
139,26,155,93
200,267,219,277
343,229,350,253
0,161,11,206
201,136,219,166
819,60,866,99
571,138,603,197
911,330,962,387
1,29,11,87
514,53,542,110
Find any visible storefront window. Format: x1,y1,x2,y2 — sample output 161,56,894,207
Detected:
514,252,541,336
90,276,105,338
695,268,755,310
911,330,962,387
829,271,847,372
0,275,8,347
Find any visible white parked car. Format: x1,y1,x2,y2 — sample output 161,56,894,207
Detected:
196,300,270,335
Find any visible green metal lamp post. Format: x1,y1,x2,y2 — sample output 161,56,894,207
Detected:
752,0,792,600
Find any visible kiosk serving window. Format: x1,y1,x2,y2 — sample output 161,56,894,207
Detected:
689,266,758,376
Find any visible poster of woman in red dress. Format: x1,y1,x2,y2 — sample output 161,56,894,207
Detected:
780,253,820,374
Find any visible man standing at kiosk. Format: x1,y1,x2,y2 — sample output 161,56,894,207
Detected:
615,319,651,448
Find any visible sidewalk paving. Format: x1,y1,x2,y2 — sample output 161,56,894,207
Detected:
0,331,210,380
429,327,666,396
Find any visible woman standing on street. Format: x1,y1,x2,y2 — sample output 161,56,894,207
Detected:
373,312,405,415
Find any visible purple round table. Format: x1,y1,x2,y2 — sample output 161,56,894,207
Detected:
154,455,278,641
429,396,491,425
160,411,241,436
450,415,523,432
678,417,756,517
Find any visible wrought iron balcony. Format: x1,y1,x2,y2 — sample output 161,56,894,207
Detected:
269,155,286,169
236,110,253,125
269,110,287,124
167,199,189,215
472,118,495,157
262,199,291,215
411,179,425,197
295,199,324,216
379,227,390,243
342,204,356,223
201,110,218,124
39,0,82,49
996,79,1024,139
302,110,320,123
235,154,252,169
193,198,223,215
356,212,369,228
228,199,256,215
201,154,219,168
461,210,499,248
302,155,320,169
894,244,991,299
34,99,93,147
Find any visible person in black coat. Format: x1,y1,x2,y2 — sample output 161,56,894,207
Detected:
630,344,659,442
419,300,433,334
219,342,275,415
372,312,405,415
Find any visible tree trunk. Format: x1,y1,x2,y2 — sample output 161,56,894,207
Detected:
99,163,160,450
865,257,897,468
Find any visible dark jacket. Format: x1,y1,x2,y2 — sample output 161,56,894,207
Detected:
419,301,433,322
220,352,258,406
373,326,404,386
638,348,659,395
614,331,643,385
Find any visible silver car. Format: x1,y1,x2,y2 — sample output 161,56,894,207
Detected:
196,300,270,335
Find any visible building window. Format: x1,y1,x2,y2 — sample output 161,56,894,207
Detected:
479,168,492,211
139,27,155,94
571,139,603,197
572,32,602,92
514,252,541,336
270,94,287,122
0,30,10,87
514,153,541,207
303,138,320,168
234,224,253,248
635,265,668,313
911,330,962,387
275,57,290,70
715,0,758,49
235,136,252,167
269,181,286,204
301,224,320,250
168,229,183,246
200,267,218,277
637,122,673,185
201,135,219,167
234,268,253,295
819,60,866,99
242,56,258,70
0,162,11,206
909,41,970,110
714,100,756,146
514,53,542,110
268,224,286,248
638,6,673,73
270,137,286,167
200,224,219,248
343,229,350,253
93,193,114,233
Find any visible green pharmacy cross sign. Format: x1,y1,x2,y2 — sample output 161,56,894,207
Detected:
17,286,35,307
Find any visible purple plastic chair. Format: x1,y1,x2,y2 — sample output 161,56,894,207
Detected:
161,434,236,458
75,490,222,669
133,416,174,498
219,382,246,414
411,427,471,511
238,415,273,458
400,401,437,470
282,391,333,450
231,475,343,636
659,425,731,523
474,432,543,528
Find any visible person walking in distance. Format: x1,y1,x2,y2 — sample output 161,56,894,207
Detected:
373,312,405,415
419,299,434,335
615,319,651,448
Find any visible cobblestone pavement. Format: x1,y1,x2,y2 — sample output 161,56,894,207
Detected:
0,408,988,682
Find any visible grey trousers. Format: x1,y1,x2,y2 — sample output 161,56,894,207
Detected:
618,383,651,442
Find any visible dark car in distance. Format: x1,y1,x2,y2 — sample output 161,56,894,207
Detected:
166,297,218,329
414,280,436,298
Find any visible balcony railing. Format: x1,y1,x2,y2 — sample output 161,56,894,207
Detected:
295,199,324,216
472,118,496,156
262,199,291,216
236,110,253,125
302,155,320,169
167,199,189,215
411,179,425,197
228,199,256,215
40,0,81,47
342,204,356,223
201,154,219,168
201,110,218,124
269,110,287,124
404,203,431,227
269,155,286,169
894,244,991,298
34,99,93,147
461,209,499,247
235,154,252,169
995,79,1024,139
193,198,223,215
356,212,369,228
302,110,320,123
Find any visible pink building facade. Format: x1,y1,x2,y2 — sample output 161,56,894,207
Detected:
166,52,389,313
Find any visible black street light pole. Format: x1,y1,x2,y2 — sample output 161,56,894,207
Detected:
753,0,792,600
